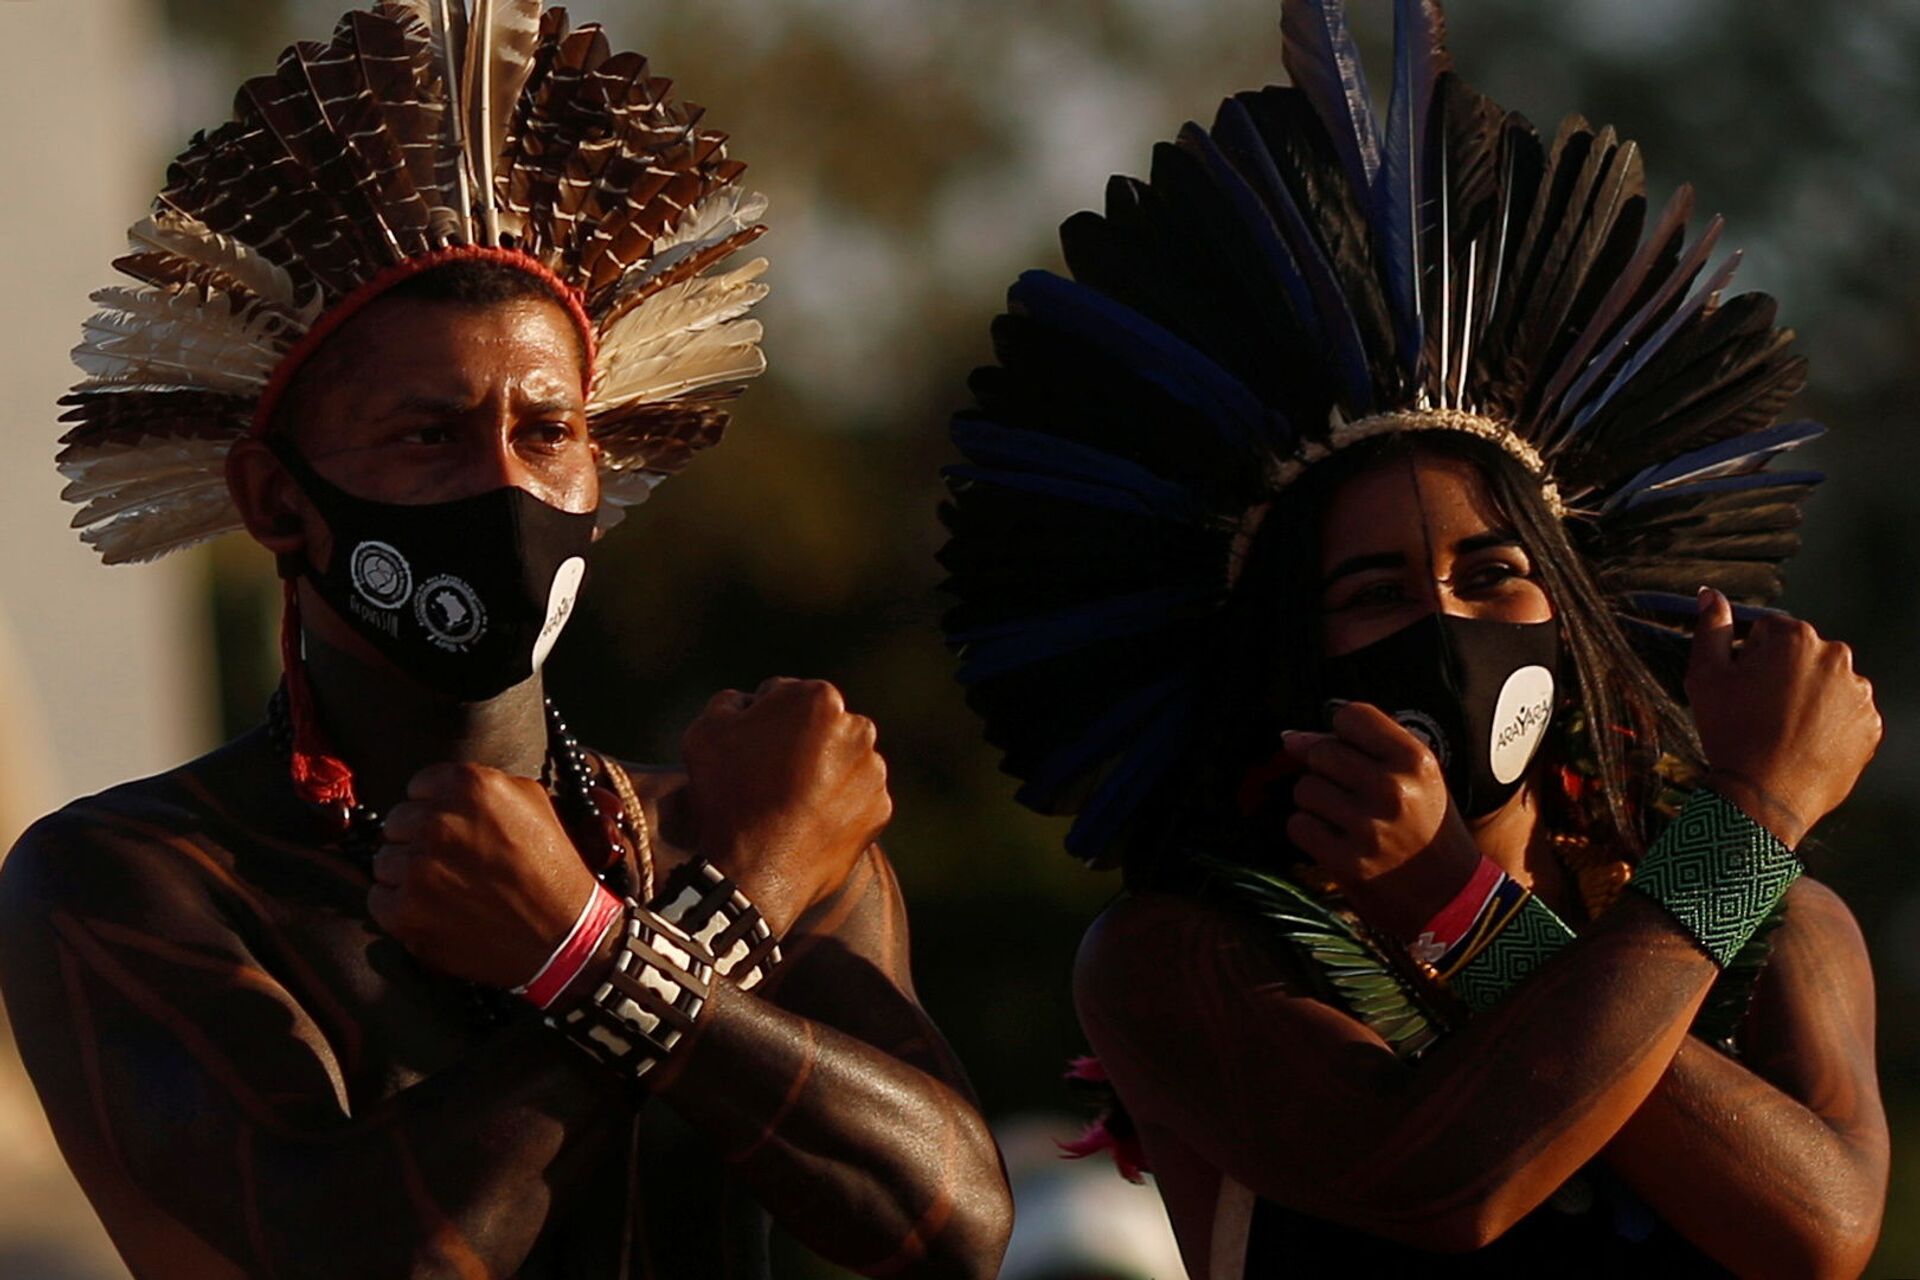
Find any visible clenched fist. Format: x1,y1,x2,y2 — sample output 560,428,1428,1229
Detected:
1689,587,1882,847
681,678,892,936
369,763,600,990
1281,702,1483,940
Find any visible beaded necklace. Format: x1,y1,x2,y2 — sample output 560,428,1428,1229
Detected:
265,683,641,902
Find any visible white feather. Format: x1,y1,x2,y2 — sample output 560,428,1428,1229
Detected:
590,259,769,411
589,328,765,413
131,211,315,316
599,467,665,512
58,436,235,499
75,285,295,393
79,484,243,565
612,186,769,299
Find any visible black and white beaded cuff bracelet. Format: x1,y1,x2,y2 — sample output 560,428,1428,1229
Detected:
548,906,713,1082
654,859,783,992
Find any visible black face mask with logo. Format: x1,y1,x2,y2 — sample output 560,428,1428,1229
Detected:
1319,613,1562,819
273,443,597,703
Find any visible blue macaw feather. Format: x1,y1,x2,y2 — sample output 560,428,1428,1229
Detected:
1280,0,1382,196
942,463,1209,524
1211,96,1376,412
1016,672,1193,811
1010,271,1269,446
1625,592,1790,624
1377,0,1447,379
1545,215,1725,452
1065,693,1194,860
1535,185,1696,436
951,417,1206,513
1602,418,1825,512
954,586,1220,685
1562,248,1743,446
1181,123,1320,357
1619,469,1823,513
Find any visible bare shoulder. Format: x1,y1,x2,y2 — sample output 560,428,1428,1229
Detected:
0,756,234,928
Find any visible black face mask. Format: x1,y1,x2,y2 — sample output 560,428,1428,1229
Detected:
1319,613,1561,818
274,443,597,702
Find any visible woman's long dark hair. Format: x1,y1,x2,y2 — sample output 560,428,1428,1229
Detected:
1124,431,1701,890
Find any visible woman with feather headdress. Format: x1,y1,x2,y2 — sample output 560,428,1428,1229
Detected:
0,4,1012,1277
941,0,1887,1274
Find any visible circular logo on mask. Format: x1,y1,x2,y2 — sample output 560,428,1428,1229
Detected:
1392,709,1452,770
531,557,587,672
415,575,488,651
349,541,412,610
1490,665,1556,785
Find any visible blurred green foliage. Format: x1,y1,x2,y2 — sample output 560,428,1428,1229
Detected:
169,0,1920,1273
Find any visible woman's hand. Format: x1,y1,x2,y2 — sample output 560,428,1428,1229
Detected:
1688,587,1881,847
1283,701,1484,939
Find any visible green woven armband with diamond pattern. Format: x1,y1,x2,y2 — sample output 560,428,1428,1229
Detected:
1632,788,1801,968
1449,893,1575,1014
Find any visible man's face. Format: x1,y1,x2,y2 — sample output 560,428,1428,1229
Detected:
286,293,599,516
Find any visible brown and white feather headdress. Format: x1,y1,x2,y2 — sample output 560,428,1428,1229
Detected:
60,0,770,565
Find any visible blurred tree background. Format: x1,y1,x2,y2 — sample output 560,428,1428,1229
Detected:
160,0,1920,1274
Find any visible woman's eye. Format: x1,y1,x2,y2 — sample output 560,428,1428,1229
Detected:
1461,560,1530,591
1331,579,1408,611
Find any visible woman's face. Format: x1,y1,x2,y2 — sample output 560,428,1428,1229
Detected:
1318,448,1554,658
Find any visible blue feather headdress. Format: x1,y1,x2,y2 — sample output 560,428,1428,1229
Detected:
939,0,1823,867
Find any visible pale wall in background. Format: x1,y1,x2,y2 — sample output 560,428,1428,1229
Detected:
0,0,214,1274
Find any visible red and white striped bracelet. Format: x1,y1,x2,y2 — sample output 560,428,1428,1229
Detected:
514,883,625,1011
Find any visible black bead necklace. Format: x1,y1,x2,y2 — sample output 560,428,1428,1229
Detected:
265,683,634,900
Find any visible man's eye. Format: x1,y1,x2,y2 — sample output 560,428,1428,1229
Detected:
403,425,454,446
521,422,578,447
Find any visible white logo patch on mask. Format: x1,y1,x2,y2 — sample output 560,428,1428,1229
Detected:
350,540,413,610
416,574,488,650
1489,665,1555,785
531,556,587,672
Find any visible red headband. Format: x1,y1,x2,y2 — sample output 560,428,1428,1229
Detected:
250,245,599,436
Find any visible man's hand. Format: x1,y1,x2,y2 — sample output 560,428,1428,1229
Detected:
370,764,600,990
1688,587,1882,847
681,678,892,937
1282,701,1483,939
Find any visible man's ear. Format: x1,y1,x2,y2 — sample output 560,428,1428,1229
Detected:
226,437,312,560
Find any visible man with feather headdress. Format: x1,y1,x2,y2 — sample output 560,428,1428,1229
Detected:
942,0,1887,1274
0,4,1012,1277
